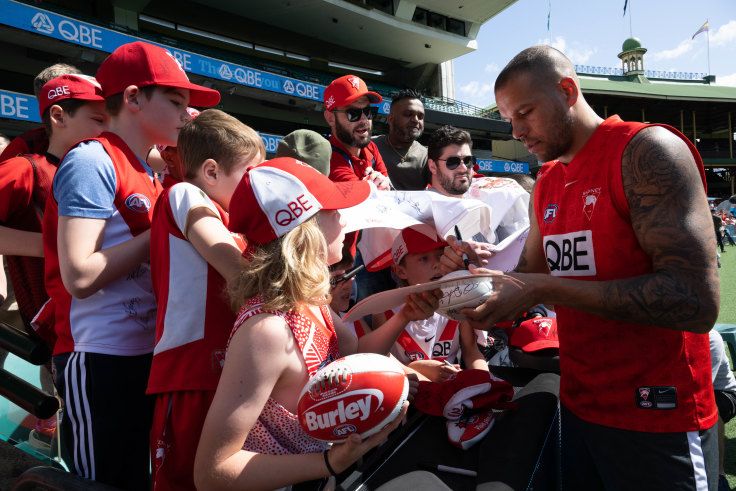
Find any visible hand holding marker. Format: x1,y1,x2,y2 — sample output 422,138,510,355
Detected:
454,225,470,270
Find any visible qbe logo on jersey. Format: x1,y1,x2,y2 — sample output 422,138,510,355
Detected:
543,230,596,276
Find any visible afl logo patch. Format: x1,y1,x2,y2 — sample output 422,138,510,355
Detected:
125,193,151,212
543,204,558,223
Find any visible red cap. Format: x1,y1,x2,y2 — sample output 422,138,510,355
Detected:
96,41,220,107
38,74,105,117
228,157,370,245
510,317,559,352
391,225,447,266
323,75,382,111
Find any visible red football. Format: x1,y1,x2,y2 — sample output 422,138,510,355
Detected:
297,353,408,442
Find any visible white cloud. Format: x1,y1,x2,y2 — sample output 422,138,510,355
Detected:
485,63,499,73
712,20,736,47
651,39,694,61
717,72,736,87
542,36,595,64
459,80,493,106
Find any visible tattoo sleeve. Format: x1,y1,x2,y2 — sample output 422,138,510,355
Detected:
601,126,719,331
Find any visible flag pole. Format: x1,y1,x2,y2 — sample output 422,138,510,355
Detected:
547,0,552,45
706,18,711,79
629,0,633,37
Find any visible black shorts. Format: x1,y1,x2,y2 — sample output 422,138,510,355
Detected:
715,389,736,423
560,405,717,491
53,351,154,491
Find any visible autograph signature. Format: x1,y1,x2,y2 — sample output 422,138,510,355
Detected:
439,282,481,307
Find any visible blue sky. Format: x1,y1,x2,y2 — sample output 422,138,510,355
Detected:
452,0,736,108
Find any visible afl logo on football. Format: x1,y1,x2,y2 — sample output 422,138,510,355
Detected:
333,424,357,437
125,194,151,212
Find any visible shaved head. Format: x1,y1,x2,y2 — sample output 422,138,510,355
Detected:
494,45,602,164
495,45,578,94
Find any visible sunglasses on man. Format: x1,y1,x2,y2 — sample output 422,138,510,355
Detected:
438,155,476,170
332,106,378,122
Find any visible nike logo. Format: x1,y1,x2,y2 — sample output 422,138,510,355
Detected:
425,336,434,343
564,180,577,187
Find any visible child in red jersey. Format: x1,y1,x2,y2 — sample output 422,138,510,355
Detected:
148,109,264,491
44,41,219,490
0,74,107,336
0,73,107,449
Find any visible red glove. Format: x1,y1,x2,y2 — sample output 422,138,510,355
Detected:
413,369,516,420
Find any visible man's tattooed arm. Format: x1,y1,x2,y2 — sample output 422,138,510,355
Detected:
599,126,719,332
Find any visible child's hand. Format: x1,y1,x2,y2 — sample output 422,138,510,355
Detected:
325,401,408,474
408,359,459,382
399,289,442,322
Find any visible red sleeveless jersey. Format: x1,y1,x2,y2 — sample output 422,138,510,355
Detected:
534,116,716,432
148,183,245,393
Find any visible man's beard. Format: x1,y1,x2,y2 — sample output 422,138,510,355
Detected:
393,124,422,145
437,168,472,196
534,105,575,163
335,118,371,149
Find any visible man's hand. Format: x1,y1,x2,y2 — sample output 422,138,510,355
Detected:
440,235,495,275
461,267,537,330
364,167,392,191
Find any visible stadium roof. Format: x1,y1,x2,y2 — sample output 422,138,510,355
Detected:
578,74,736,103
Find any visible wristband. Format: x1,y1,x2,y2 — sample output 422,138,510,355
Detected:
323,449,337,476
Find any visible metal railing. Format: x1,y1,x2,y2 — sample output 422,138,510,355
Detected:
419,95,502,120
574,65,708,81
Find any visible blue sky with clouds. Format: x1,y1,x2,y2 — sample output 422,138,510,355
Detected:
452,0,736,108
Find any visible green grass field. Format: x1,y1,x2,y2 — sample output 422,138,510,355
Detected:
718,245,736,488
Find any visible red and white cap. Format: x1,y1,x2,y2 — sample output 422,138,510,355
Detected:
228,157,371,245
96,41,220,107
391,225,447,266
323,74,382,111
510,317,559,352
38,74,105,117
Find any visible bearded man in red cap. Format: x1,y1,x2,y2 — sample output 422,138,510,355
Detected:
323,74,391,190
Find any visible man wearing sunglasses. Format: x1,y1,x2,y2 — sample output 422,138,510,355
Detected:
323,74,391,190
426,125,477,197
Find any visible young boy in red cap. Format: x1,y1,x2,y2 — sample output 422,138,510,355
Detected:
0,73,107,447
43,41,219,490
147,109,264,490
373,225,488,382
0,63,83,162
0,74,107,337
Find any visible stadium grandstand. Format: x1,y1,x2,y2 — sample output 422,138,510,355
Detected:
0,0,528,172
